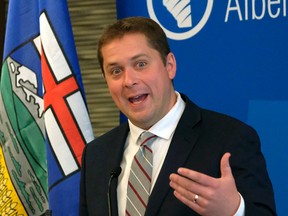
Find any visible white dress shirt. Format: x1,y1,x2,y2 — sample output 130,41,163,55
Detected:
117,91,244,216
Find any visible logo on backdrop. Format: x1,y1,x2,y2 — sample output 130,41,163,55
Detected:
147,0,214,40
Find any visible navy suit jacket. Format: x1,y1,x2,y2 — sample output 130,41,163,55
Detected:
79,94,276,216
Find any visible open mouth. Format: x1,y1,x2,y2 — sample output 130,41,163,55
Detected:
128,94,148,104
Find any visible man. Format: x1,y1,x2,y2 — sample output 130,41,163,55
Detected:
79,17,276,216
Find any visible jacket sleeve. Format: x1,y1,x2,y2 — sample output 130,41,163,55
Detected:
228,125,276,215
79,145,88,216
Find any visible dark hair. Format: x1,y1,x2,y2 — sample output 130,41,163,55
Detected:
97,16,171,73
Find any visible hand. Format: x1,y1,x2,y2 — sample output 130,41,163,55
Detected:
169,153,240,216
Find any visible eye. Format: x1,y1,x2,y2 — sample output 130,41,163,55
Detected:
110,67,122,76
136,61,147,69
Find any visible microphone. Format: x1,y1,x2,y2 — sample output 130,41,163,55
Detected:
107,167,122,216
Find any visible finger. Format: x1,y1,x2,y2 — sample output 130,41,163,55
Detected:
177,168,215,187
169,173,207,201
169,179,195,199
173,190,203,214
220,152,233,178
170,173,198,192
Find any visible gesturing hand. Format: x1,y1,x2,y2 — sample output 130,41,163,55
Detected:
169,153,241,216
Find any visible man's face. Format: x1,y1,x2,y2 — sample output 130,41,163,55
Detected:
102,33,177,129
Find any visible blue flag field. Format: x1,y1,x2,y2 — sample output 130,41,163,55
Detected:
0,0,94,215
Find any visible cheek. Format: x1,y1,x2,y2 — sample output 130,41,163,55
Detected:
109,89,122,108
107,82,119,96
152,70,173,88
107,81,124,103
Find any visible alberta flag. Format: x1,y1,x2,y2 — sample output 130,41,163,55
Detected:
0,0,94,215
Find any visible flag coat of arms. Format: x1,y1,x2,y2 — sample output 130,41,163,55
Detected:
0,0,94,215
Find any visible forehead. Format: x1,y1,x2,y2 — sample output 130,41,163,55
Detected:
101,33,156,62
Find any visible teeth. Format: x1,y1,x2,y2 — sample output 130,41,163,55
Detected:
133,95,141,99
133,100,142,104
129,94,146,103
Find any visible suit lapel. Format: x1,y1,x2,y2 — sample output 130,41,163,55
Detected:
145,95,202,216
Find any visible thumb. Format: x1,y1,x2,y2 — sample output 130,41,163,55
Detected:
220,152,233,178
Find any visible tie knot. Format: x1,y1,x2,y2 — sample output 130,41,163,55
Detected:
139,131,157,147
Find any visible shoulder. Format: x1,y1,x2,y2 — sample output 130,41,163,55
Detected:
181,93,258,138
85,122,129,153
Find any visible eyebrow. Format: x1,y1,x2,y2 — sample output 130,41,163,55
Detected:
105,53,150,68
130,53,150,61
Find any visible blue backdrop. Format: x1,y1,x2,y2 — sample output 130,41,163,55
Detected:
117,0,288,215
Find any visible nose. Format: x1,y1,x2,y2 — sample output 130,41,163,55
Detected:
123,68,137,88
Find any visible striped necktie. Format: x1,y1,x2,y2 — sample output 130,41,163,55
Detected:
126,131,157,216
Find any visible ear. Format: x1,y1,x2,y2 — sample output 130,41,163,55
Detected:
166,52,177,79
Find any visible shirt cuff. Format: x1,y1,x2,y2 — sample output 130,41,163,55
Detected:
234,193,245,216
